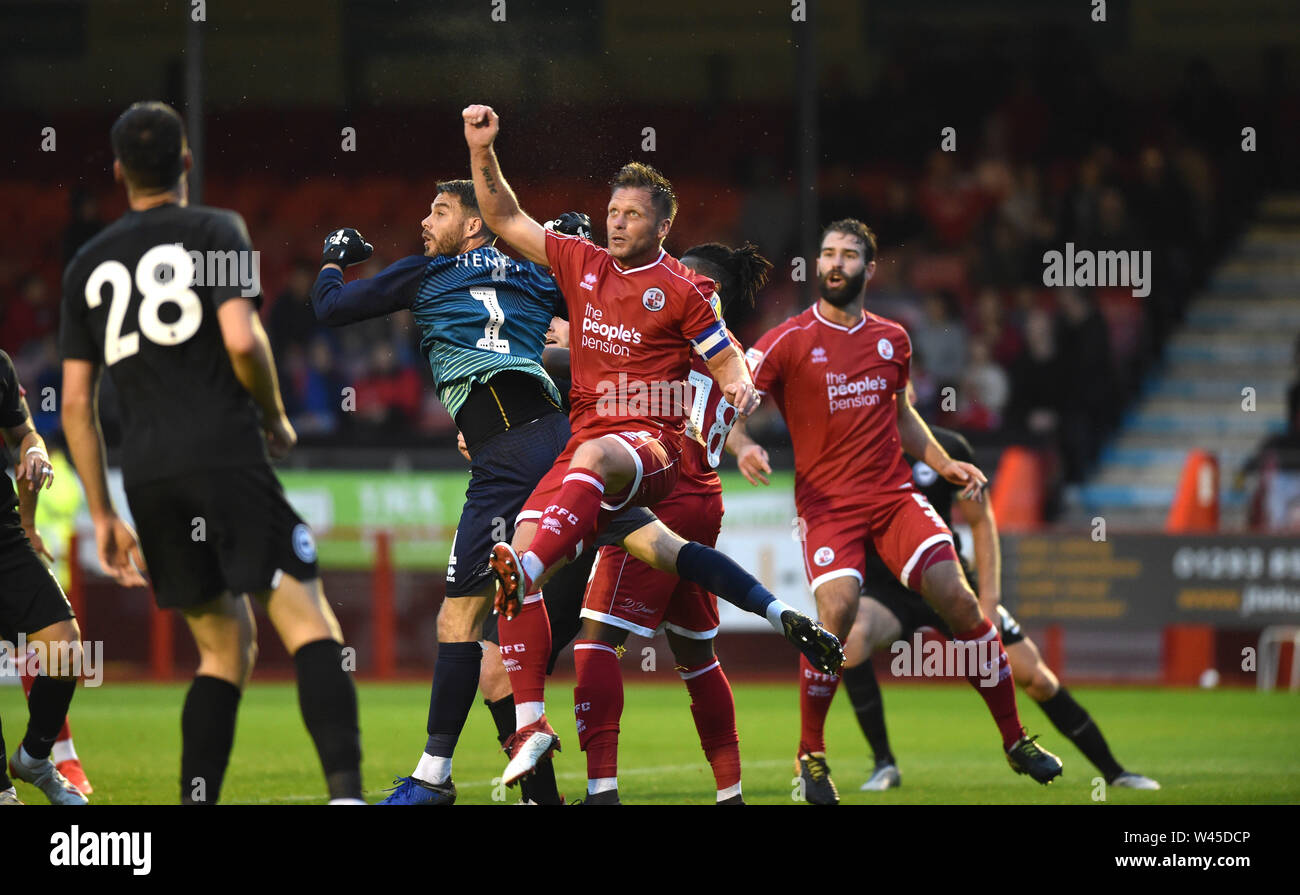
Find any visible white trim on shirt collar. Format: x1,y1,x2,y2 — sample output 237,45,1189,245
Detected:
611,249,666,275
812,304,867,334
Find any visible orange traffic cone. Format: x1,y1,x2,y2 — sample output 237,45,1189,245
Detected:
990,446,1043,532
1166,450,1219,533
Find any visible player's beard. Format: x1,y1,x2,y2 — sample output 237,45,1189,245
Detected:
424,231,456,258
817,268,866,307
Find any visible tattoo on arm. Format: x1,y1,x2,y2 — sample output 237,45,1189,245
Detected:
480,165,498,195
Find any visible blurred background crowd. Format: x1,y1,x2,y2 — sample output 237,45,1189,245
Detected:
2,0,1297,524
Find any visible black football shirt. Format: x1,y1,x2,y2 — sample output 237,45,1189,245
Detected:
60,204,268,487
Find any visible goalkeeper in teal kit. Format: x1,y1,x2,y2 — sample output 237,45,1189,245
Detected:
312,180,591,804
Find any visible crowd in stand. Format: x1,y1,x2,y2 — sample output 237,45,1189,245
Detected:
2,60,1255,490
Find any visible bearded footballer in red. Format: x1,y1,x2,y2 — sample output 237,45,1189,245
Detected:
733,219,1063,802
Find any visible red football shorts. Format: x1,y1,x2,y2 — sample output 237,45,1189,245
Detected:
517,428,682,528
799,488,953,594
581,488,724,639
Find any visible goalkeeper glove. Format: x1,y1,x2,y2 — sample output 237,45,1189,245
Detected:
545,212,592,240
321,228,374,268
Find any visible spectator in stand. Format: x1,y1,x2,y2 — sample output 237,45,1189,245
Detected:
1007,307,1064,444
973,287,1023,368
287,336,343,436
1056,287,1116,481
916,150,987,247
15,336,62,435
3,274,58,350
873,180,926,251
62,188,105,265
953,336,1009,433
911,291,968,390
976,217,1029,289
268,260,320,355
1058,147,1116,245
354,343,421,435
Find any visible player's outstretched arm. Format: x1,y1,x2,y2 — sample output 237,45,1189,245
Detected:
896,398,986,500
705,344,760,417
61,359,147,586
217,298,296,459
462,104,548,265
955,493,1001,619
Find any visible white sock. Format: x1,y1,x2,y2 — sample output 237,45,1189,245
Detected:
13,745,42,769
520,551,545,586
717,782,742,802
765,599,792,634
516,701,544,728
588,777,617,795
52,739,77,764
414,752,451,784
328,797,366,805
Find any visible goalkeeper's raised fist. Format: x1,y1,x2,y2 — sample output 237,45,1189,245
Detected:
545,212,592,241
321,228,374,268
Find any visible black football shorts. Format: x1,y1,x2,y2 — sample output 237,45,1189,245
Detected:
125,463,319,610
0,542,75,643
861,552,1025,647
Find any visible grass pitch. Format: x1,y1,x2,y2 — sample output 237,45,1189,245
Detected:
2,680,1297,805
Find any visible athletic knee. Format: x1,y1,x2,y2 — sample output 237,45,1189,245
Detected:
437,595,487,641
1025,665,1058,701
573,438,614,474
934,583,982,631
820,601,857,640
668,635,715,668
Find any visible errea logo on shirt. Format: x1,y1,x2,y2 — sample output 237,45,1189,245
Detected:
580,272,598,291
811,347,827,363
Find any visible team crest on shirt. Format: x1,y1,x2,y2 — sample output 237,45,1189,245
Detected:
292,524,317,564
877,338,894,360
642,287,666,311
814,546,835,567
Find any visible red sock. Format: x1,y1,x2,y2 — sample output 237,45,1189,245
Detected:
798,654,840,755
573,640,623,780
528,468,605,573
681,659,740,793
497,596,553,706
955,617,1024,749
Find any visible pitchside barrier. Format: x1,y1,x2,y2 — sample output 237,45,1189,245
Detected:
39,467,1300,686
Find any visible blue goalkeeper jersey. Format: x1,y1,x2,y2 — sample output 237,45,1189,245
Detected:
312,246,564,419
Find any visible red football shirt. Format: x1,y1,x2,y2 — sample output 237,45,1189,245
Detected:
748,304,914,510
545,229,729,439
